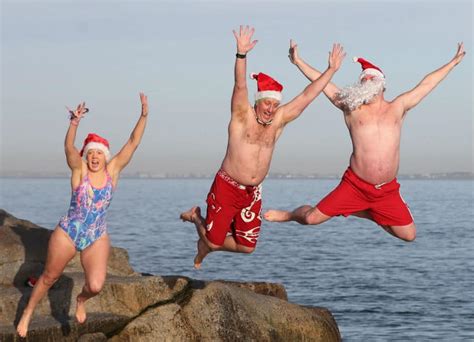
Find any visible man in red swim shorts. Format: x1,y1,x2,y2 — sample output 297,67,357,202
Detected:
205,169,263,248
180,26,345,268
316,167,413,228
265,40,466,241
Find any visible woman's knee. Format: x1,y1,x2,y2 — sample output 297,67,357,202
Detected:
87,280,105,295
41,271,61,287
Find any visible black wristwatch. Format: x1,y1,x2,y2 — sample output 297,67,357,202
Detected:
236,53,247,59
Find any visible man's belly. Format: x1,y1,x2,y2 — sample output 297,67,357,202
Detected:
349,153,399,185
221,157,271,186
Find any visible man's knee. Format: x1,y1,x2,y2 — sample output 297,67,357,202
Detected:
402,229,416,242
392,223,417,242
206,240,221,251
303,209,328,225
240,245,255,254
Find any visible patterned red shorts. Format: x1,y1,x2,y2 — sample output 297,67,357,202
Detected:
205,169,262,248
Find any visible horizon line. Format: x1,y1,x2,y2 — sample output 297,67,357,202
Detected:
1,171,473,180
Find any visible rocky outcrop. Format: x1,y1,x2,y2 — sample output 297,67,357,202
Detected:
0,209,341,341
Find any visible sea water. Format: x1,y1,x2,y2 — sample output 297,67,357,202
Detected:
1,178,473,341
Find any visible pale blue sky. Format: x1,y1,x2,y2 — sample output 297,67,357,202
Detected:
1,0,472,175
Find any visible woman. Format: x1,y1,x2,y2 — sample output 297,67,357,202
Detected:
16,93,149,337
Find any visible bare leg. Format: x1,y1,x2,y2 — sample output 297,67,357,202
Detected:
181,207,213,268
181,206,255,269
193,238,211,269
180,206,207,240
351,211,416,242
16,228,76,338
264,205,332,225
75,234,110,323
384,223,417,242
351,210,398,237
219,236,254,253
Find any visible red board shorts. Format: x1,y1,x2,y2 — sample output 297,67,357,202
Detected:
317,167,414,226
205,169,262,248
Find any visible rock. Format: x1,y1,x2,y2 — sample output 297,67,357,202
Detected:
0,313,128,342
0,209,341,341
108,303,197,342
214,280,288,301
77,332,108,342
0,273,190,324
112,281,341,342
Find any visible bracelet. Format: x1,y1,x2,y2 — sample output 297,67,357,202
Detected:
68,107,88,126
236,53,246,59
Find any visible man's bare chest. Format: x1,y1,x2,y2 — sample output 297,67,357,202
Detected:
242,126,277,148
349,110,401,130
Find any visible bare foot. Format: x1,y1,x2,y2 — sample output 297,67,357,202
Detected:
75,297,87,324
16,309,33,338
194,238,211,269
180,206,201,223
263,209,292,222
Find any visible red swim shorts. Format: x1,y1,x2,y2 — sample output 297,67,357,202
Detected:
205,169,262,248
317,167,413,226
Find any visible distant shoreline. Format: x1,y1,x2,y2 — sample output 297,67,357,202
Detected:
1,172,473,180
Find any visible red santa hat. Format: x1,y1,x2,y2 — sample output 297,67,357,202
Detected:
353,57,385,80
80,133,111,162
250,72,283,102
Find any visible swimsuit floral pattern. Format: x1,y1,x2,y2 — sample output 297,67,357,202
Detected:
59,172,114,251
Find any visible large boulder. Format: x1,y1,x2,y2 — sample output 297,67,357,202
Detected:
0,209,341,341
110,281,340,341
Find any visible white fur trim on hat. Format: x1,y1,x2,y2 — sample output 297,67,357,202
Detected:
255,91,282,102
83,142,111,162
359,68,385,80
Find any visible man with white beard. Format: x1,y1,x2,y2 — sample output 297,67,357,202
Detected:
264,41,466,241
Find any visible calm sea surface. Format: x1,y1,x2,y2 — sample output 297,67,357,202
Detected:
1,178,473,341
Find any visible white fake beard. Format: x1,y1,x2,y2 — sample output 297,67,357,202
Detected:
336,78,385,111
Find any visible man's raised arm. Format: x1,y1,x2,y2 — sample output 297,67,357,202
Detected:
231,25,258,117
281,43,345,125
395,43,466,114
289,40,342,108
